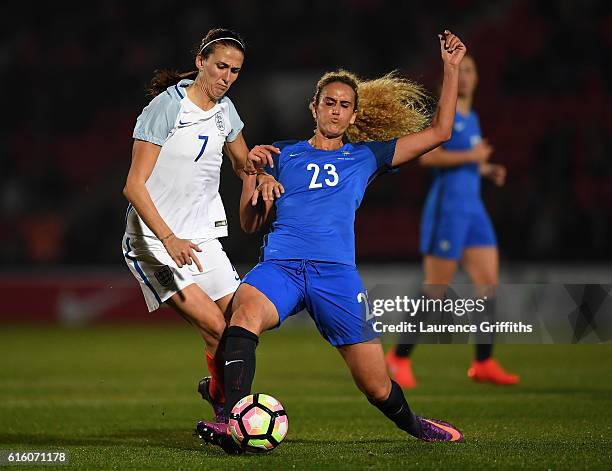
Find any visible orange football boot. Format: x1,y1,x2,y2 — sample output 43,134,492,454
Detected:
467,358,519,385
385,348,417,388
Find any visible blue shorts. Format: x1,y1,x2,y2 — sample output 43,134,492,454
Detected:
420,205,497,260
242,260,378,347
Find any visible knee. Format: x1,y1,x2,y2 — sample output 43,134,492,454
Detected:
230,304,264,335
422,284,447,299
196,313,226,346
360,380,391,403
475,283,497,299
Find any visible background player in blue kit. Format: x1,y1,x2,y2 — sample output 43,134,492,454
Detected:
195,31,468,452
386,55,519,387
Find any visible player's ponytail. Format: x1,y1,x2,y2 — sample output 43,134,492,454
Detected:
147,69,198,97
146,28,245,97
348,72,431,142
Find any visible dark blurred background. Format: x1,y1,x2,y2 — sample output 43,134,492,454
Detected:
3,0,611,269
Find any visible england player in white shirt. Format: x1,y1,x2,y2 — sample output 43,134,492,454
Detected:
121,29,281,420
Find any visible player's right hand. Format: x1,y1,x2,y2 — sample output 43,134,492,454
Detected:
471,140,493,163
162,235,203,272
438,30,466,67
252,175,285,205
248,145,280,169
483,163,507,186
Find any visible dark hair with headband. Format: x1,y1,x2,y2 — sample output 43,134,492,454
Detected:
198,28,245,59
146,28,246,97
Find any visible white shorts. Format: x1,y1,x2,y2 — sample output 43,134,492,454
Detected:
122,234,240,312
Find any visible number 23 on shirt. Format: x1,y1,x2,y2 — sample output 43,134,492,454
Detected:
307,163,339,189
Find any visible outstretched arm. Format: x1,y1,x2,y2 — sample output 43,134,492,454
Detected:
391,31,466,167
420,139,493,167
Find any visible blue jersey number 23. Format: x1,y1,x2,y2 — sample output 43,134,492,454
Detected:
307,163,339,189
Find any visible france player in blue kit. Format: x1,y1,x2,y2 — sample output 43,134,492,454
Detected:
195,31,469,452
245,138,397,347
387,55,519,388
420,108,497,259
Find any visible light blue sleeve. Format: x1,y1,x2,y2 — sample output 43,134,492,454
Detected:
132,92,180,146
223,96,244,142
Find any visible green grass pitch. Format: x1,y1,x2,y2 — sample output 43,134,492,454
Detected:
1,324,611,470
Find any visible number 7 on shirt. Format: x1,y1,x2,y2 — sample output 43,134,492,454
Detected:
195,135,209,162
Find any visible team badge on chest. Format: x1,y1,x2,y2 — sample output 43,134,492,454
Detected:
215,112,225,132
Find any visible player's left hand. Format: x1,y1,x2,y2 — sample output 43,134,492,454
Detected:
481,163,507,186
438,30,466,67
252,174,285,205
249,144,281,170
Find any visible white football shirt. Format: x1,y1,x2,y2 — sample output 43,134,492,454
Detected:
126,79,244,241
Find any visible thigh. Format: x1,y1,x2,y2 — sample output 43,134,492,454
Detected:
306,263,377,347
337,341,391,400
461,206,498,287
191,238,240,302
235,261,306,334
215,293,234,322
461,247,499,291
230,283,281,335
166,283,225,330
423,255,459,292
423,255,459,284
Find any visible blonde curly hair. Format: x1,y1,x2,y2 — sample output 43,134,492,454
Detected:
312,69,431,142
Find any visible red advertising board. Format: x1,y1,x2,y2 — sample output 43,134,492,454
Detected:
0,273,178,325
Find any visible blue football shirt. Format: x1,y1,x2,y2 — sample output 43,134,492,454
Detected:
428,110,483,212
262,139,397,266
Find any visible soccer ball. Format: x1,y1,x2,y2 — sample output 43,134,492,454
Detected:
228,393,288,453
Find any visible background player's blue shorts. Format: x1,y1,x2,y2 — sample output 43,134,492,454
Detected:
242,260,378,347
420,204,497,260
